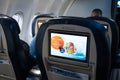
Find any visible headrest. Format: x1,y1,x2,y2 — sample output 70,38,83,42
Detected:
0,14,20,34
87,17,118,31
87,16,119,49
47,17,107,32
87,16,117,24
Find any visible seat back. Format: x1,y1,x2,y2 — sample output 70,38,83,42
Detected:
32,14,55,37
0,24,16,80
36,17,111,80
0,14,35,80
30,14,55,58
87,17,119,67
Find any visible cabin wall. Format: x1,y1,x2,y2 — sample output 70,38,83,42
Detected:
4,0,112,43
6,0,73,43
7,0,34,42
65,0,112,18
0,0,10,14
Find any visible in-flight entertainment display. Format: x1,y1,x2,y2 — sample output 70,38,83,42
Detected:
49,30,89,62
117,0,120,8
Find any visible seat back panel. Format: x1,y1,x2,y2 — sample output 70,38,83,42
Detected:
0,24,16,80
36,18,111,80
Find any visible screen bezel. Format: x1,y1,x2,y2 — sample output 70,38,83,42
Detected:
48,29,90,63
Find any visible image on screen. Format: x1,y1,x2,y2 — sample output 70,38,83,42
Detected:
117,0,120,8
103,24,108,30
50,31,88,61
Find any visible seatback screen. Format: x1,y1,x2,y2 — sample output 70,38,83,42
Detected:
103,24,108,30
117,0,120,8
49,30,89,62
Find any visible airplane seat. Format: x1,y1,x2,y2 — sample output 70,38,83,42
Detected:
87,16,119,68
30,14,55,58
0,14,36,80
36,17,111,80
28,14,55,78
32,14,55,37
0,23,16,80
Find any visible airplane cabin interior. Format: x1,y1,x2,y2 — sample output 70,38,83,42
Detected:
0,0,120,80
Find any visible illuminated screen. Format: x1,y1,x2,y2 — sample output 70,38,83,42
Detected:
49,30,89,62
103,24,108,30
117,0,120,8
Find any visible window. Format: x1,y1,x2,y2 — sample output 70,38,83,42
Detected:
12,12,24,30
